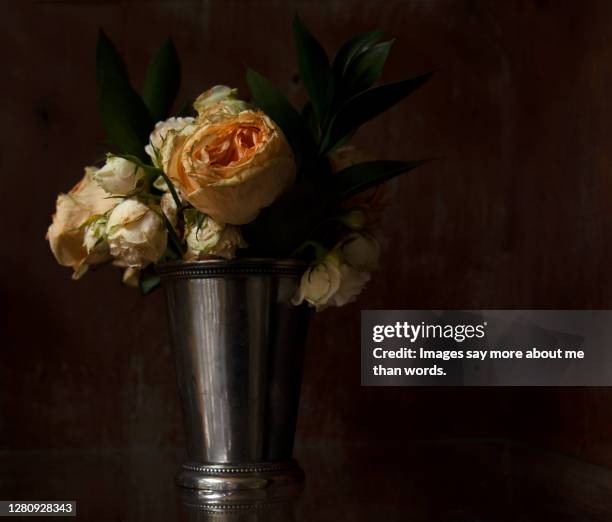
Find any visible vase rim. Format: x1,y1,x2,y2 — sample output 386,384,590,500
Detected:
157,257,307,280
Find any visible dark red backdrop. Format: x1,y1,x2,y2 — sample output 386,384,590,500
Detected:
3,0,612,471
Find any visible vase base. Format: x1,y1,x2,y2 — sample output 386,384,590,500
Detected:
176,459,304,494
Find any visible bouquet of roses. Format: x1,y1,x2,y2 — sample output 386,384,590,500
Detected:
46,17,430,310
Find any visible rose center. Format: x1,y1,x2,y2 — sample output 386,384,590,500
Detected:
204,124,265,168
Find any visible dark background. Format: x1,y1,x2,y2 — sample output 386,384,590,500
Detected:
3,0,612,517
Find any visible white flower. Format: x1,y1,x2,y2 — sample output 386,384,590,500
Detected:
107,198,167,268
193,85,250,121
145,117,195,168
194,85,236,111
292,251,342,310
160,192,178,229
157,122,199,174
83,216,108,255
341,233,380,272
183,209,246,260
292,250,370,311
332,263,371,307
93,156,145,195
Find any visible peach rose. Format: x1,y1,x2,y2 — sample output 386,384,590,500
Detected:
47,167,117,278
161,96,296,225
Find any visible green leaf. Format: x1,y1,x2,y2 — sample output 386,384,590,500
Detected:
96,29,129,88
301,101,319,141
332,30,383,78
96,31,152,159
332,160,427,201
98,77,152,159
293,15,333,123
330,130,356,152
246,67,317,170
142,39,181,123
320,71,433,154
343,40,394,95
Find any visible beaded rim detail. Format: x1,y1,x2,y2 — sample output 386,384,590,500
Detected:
181,460,295,475
182,501,283,512
158,259,306,280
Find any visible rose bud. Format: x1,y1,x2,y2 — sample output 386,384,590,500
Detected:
93,156,145,196
107,198,167,268
183,209,247,260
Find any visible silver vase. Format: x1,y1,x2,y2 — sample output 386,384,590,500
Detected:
159,259,310,501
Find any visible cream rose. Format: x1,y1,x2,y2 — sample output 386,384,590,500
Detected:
162,95,296,225
47,167,117,278
83,216,108,255
93,156,145,196
183,210,246,260
193,85,249,120
107,198,167,268
145,116,195,168
292,249,370,311
331,263,371,308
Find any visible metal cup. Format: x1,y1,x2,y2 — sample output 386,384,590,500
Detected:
159,259,310,494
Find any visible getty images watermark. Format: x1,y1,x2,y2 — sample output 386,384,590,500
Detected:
361,310,608,386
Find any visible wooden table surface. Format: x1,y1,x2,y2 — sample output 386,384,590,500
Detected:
1,439,611,521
